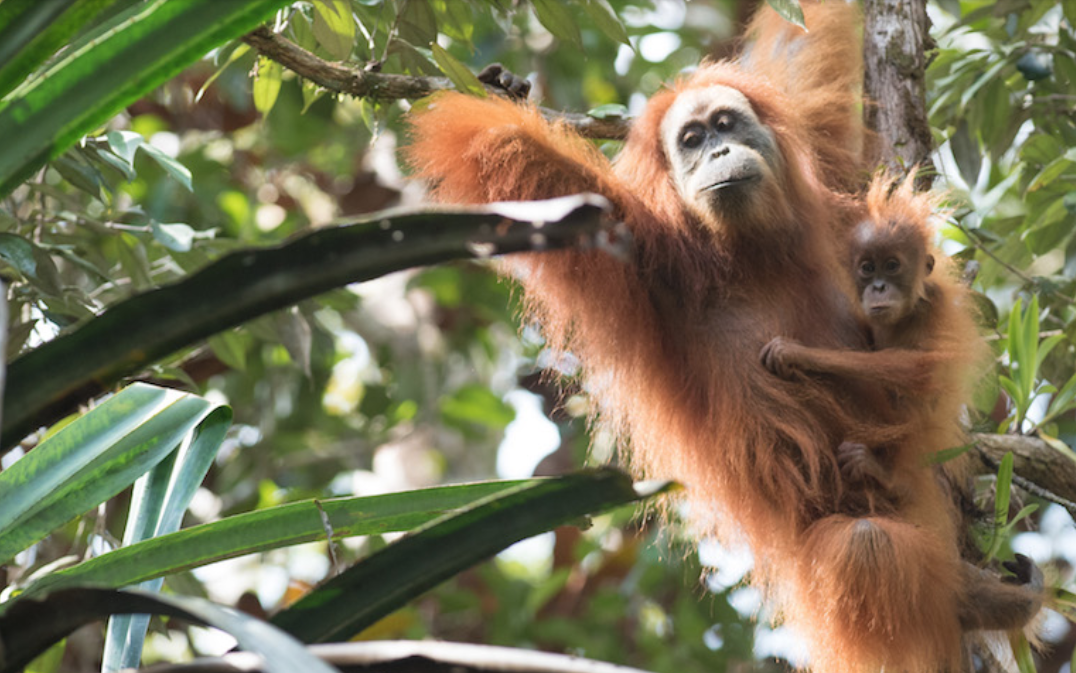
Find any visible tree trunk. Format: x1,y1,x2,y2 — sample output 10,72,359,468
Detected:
862,0,935,180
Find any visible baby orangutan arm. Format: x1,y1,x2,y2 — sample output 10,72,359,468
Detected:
760,336,942,394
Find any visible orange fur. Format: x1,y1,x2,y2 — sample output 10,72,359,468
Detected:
405,4,989,672
764,175,1000,670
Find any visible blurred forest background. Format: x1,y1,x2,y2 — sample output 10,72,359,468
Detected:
2,0,1076,671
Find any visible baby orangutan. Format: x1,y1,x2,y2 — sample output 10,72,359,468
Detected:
760,174,1044,646
762,174,948,515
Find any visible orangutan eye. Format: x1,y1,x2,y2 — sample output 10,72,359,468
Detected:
883,259,900,273
680,124,706,149
713,111,736,133
859,261,875,276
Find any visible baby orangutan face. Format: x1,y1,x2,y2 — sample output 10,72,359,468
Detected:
851,219,935,327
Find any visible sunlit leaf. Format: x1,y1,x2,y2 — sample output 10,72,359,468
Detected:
437,0,473,43
150,222,195,252
105,130,143,167
25,481,535,596
765,0,805,29
253,55,284,116
588,103,628,119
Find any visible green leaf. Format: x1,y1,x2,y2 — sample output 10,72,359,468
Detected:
271,469,670,642
1019,295,1040,397
83,142,135,181
1045,371,1076,421
311,0,355,61
253,55,284,116
1010,631,1034,673
397,0,438,47
1009,612,1038,673
105,130,143,167
928,443,973,465
1064,0,1076,32
588,103,628,119
1036,333,1064,372
1027,155,1074,193
52,151,106,198
150,222,196,252
136,140,193,191
970,165,1023,220
0,233,61,293
208,329,249,371
103,405,232,670
1036,432,1076,466
436,0,474,43
1023,198,1072,254
274,308,313,377
430,43,485,96
440,384,515,429
0,384,223,563
0,588,337,673
24,638,64,673
388,39,441,77
0,0,118,100
949,120,981,186
982,452,1015,562
764,0,805,29
0,0,294,197
25,481,533,596
195,42,250,103
582,0,630,46
975,78,1010,156
300,79,325,113
960,57,1010,112
532,0,582,47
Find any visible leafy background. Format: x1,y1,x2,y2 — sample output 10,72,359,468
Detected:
1,0,1075,671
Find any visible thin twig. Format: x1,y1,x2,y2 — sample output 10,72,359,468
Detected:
956,221,1076,307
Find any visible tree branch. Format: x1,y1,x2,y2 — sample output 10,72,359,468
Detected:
240,27,630,140
972,432,1076,517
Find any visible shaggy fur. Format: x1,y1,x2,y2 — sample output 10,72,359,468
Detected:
405,4,1024,671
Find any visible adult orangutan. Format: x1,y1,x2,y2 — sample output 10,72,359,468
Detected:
406,4,1041,671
